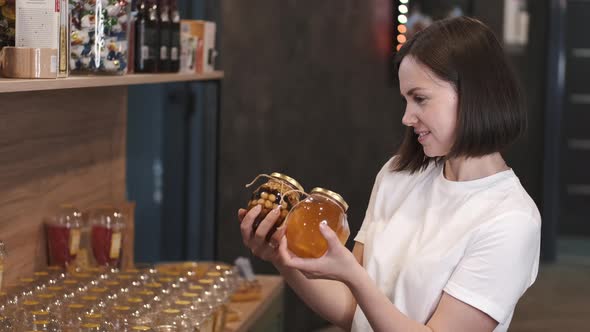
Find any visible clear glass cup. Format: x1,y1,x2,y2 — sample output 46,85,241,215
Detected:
153,308,191,332
80,312,111,331
61,303,87,330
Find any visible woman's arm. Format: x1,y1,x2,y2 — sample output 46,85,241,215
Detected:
346,263,498,332
275,243,364,329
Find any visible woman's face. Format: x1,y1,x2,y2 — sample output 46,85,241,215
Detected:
398,56,458,157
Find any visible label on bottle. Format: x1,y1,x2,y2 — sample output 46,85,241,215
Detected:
171,47,178,61
141,46,149,60
160,45,168,60
109,232,122,259
145,26,158,58
69,229,80,255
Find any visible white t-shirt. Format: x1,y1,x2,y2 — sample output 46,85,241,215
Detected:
351,158,541,332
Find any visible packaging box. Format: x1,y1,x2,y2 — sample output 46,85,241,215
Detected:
180,20,216,74
15,0,68,77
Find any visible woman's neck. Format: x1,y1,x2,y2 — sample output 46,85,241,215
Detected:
443,153,509,182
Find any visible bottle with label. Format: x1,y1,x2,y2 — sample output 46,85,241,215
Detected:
0,241,5,291
45,205,82,268
135,0,160,72
89,207,126,268
158,0,171,72
169,0,181,72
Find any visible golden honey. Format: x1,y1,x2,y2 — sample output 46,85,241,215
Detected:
285,188,350,258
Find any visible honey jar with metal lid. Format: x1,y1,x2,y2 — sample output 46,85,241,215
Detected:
285,187,350,258
245,172,305,238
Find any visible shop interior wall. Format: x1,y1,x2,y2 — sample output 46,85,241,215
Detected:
217,0,549,330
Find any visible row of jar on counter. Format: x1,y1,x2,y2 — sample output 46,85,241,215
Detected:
0,262,238,331
244,172,351,258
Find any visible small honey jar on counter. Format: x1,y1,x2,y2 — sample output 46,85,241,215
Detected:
245,173,304,238
285,187,350,258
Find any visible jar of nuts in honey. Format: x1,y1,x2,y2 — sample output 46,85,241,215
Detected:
285,187,350,258
245,173,304,238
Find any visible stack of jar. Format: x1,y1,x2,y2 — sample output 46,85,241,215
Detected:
0,262,239,331
45,205,126,270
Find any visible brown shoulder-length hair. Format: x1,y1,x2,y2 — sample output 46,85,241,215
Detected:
391,16,526,173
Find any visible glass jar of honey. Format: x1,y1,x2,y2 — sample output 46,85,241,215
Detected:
45,205,82,268
245,173,304,237
285,187,350,258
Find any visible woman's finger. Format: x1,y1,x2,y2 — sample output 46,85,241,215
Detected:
251,207,281,249
238,209,248,222
240,205,261,246
269,224,286,249
318,221,341,250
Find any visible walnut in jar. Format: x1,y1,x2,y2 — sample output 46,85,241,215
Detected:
245,173,304,240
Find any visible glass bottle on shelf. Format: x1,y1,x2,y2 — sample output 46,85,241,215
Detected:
158,0,171,72
135,0,160,72
169,0,181,72
285,187,350,258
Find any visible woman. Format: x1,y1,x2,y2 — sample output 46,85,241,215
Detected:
239,16,540,332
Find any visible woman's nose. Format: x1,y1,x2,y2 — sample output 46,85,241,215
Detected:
402,108,417,127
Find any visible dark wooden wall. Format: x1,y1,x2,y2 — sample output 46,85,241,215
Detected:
217,0,548,330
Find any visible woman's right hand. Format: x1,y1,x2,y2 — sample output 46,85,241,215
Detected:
238,205,286,266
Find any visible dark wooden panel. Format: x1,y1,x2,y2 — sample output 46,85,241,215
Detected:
218,1,398,330
0,87,127,284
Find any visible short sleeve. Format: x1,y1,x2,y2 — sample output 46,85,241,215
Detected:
443,212,541,324
354,158,392,244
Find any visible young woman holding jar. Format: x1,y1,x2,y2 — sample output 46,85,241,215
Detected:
239,16,540,332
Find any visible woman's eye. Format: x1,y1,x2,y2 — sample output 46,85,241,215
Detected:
414,96,426,104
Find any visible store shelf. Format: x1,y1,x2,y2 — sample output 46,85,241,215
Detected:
0,71,224,94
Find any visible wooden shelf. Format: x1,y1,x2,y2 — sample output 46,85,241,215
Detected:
0,71,224,94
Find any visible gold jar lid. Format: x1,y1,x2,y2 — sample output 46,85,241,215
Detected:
310,187,349,212
81,323,100,328
270,172,304,192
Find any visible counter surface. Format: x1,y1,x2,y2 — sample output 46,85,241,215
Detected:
225,274,285,332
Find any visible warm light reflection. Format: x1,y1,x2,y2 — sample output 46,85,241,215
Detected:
398,24,407,33
397,44,403,51
397,35,407,43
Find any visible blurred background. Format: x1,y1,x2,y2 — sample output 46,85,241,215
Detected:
125,0,588,331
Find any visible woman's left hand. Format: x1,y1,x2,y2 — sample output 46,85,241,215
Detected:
278,221,361,284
